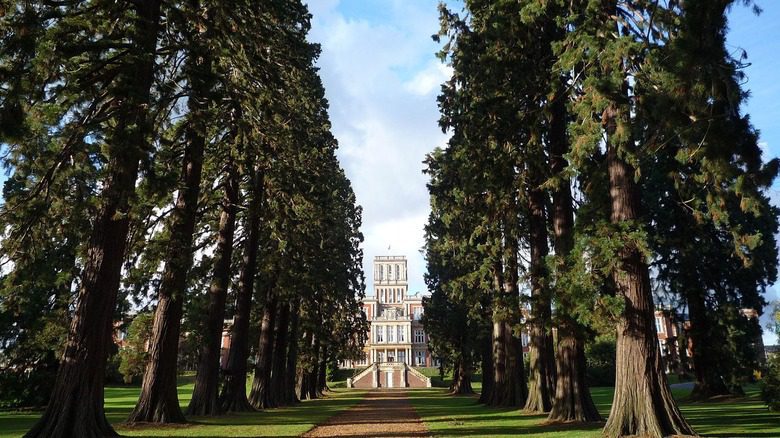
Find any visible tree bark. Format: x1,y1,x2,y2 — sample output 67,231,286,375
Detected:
24,3,161,436
248,291,278,409
489,263,509,407
602,101,695,437
269,299,291,406
129,23,210,423
187,160,239,416
450,357,474,395
283,300,301,405
524,170,555,413
306,335,321,399
218,167,264,412
295,330,312,401
317,346,329,396
487,230,526,407
546,87,601,423
478,336,495,404
548,317,601,422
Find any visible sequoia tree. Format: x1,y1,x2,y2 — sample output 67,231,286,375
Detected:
20,1,164,436
128,1,213,422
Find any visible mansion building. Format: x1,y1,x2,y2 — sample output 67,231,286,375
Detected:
342,255,435,388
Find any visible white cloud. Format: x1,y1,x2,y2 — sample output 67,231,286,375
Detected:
309,1,450,295
405,62,452,96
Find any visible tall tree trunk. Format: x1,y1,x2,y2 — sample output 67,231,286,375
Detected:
269,300,291,406
547,88,601,423
687,286,729,399
489,261,509,407
306,335,321,399
283,300,301,405
450,356,474,395
317,346,329,396
25,3,161,436
524,171,555,413
548,317,601,422
129,27,210,424
219,167,264,412
295,330,312,401
488,228,526,407
248,291,278,409
478,336,495,404
187,160,239,416
602,101,694,437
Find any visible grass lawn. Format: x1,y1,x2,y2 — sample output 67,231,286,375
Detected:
409,384,780,437
0,376,366,438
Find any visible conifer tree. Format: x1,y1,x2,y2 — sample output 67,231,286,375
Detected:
6,1,166,436
129,0,215,422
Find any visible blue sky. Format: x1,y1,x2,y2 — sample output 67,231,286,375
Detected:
0,1,776,342
309,1,780,343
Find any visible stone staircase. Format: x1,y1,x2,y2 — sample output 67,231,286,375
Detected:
347,362,431,389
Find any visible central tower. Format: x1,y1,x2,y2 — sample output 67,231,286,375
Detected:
373,255,408,305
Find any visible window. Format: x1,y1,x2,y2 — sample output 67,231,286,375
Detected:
387,325,395,343
658,339,666,356
521,333,529,347
414,329,425,343
413,307,423,321
398,326,405,342
433,357,441,367
655,316,664,334
415,350,425,366
378,351,385,363
395,264,400,280
398,350,406,364
376,326,384,343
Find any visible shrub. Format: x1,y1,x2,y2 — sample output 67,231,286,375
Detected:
760,355,780,411
586,336,616,387
118,312,153,384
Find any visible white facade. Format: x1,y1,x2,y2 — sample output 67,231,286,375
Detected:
342,255,435,368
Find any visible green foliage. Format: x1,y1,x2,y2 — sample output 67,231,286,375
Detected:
585,337,616,387
761,355,780,411
118,312,154,385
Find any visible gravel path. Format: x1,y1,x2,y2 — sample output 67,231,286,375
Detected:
302,390,430,438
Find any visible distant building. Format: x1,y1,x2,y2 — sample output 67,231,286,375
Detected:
343,255,433,388
654,307,767,373
654,309,686,373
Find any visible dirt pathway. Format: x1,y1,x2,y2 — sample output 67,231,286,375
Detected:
302,390,430,437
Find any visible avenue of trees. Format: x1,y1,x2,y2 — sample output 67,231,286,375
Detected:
0,1,367,437
422,1,778,437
